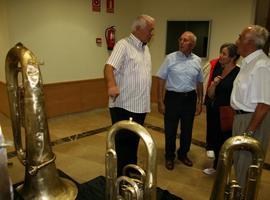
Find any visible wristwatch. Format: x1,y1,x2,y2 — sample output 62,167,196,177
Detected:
244,130,254,136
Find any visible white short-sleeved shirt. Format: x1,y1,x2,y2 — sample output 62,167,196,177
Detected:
106,34,152,113
231,49,270,111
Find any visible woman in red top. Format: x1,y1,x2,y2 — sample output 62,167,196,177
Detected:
203,43,240,175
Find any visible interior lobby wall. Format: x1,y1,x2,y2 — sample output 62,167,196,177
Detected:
4,0,139,83
0,0,140,117
0,0,256,117
0,0,10,81
0,0,10,116
140,0,256,74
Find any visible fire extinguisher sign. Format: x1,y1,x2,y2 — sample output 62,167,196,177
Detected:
106,0,114,13
92,0,101,12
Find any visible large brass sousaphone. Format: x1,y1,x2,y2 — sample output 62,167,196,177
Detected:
105,119,157,200
5,43,77,199
210,135,264,200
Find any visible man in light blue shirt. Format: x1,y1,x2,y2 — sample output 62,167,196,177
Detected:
157,31,203,170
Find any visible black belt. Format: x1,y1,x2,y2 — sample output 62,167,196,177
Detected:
166,90,196,96
235,110,252,115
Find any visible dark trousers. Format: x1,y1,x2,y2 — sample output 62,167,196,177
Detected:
206,105,217,150
164,90,197,160
206,105,232,169
109,107,146,176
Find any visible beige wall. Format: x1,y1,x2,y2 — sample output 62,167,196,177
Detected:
0,0,10,81
1,0,256,83
0,0,256,117
141,0,256,73
2,0,139,83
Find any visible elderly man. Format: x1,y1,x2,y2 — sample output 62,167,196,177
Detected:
231,25,270,188
104,14,155,176
157,31,204,170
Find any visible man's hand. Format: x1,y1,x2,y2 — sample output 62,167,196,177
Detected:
195,103,202,116
108,86,120,101
242,130,254,137
158,102,165,114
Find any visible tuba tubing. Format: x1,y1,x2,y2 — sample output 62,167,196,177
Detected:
105,119,157,200
116,176,141,199
5,43,78,200
210,135,264,200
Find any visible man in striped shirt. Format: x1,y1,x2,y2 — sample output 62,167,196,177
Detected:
104,14,155,176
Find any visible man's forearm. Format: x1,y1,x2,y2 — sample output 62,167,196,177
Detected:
196,83,203,104
104,64,116,88
247,103,270,132
157,78,166,103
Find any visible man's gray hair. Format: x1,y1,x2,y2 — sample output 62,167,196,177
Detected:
131,14,154,31
249,25,269,49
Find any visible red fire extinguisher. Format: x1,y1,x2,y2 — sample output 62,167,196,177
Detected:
105,26,116,50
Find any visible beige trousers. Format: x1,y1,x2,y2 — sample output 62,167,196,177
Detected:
232,112,270,189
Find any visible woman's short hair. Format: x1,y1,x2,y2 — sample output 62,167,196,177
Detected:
220,43,240,61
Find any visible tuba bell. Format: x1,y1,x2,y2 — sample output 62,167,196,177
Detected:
105,118,157,200
210,135,264,200
5,43,78,199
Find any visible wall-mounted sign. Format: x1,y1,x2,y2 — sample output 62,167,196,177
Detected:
92,0,101,12
106,0,114,13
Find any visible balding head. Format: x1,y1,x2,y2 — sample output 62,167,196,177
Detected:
236,25,269,57
178,31,197,56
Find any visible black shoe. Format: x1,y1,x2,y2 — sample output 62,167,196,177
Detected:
165,160,174,170
178,156,193,167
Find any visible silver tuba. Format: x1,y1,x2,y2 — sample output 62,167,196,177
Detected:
210,135,264,200
5,43,78,199
105,119,157,200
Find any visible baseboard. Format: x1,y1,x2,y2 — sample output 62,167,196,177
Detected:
0,77,159,118
0,81,9,116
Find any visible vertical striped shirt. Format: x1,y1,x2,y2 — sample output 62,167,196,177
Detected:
106,34,152,113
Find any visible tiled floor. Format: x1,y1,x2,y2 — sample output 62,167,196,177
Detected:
1,104,270,200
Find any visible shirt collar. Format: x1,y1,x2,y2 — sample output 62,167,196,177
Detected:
129,33,144,49
178,51,193,58
242,49,264,65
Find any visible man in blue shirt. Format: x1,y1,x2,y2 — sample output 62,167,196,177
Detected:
157,31,203,170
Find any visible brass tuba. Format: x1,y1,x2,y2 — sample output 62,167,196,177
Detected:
105,118,157,200
210,135,264,200
5,43,78,199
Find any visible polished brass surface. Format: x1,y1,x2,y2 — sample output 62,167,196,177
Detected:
210,135,264,200
5,43,78,199
105,119,157,200
121,164,147,199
